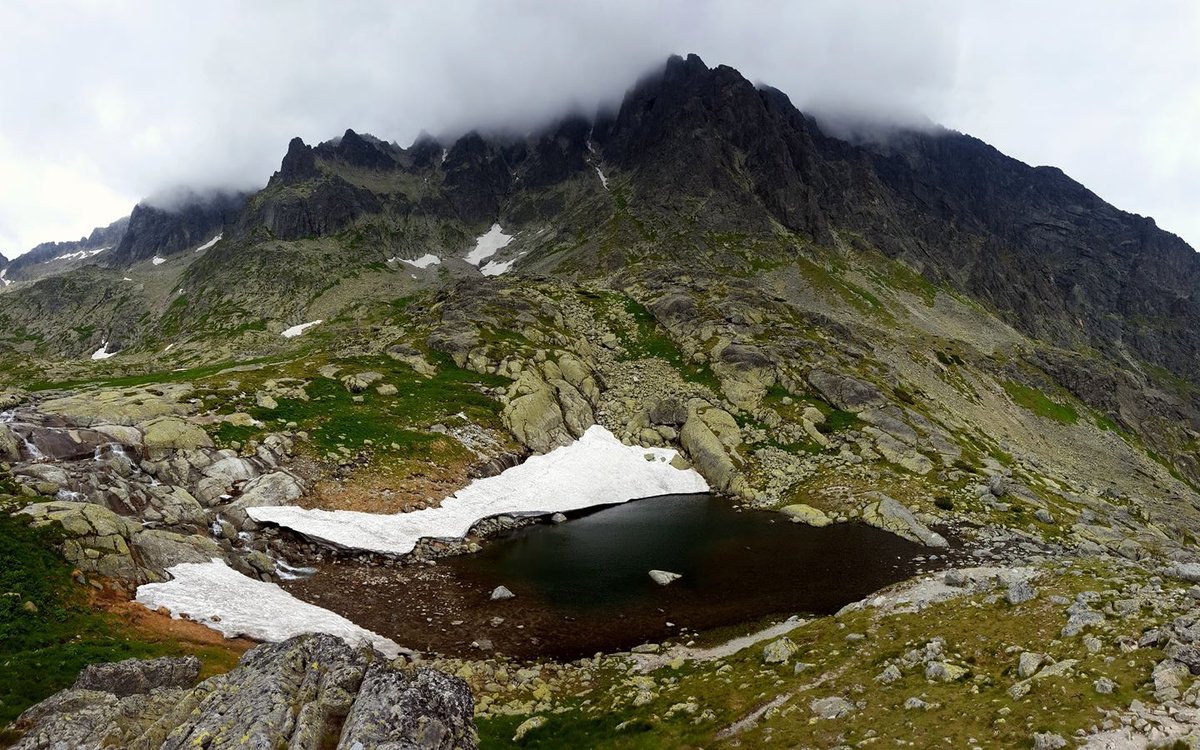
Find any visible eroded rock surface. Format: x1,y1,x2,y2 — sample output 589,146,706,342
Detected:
9,634,477,750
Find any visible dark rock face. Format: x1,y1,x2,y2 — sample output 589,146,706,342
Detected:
239,176,382,241
104,191,248,266
279,136,318,184
10,634,478,750
315,129,401,170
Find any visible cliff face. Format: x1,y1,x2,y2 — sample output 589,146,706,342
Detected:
102,191,248,266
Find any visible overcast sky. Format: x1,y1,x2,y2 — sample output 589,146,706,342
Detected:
1,0,1197,255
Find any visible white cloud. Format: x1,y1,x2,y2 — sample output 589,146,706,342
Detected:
0,0,1196,254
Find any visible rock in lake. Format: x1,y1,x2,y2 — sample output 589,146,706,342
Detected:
649,569,682,586
490,585,516,601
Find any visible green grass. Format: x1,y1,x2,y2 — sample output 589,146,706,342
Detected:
580,291,722,392
0,511,234,728
1002,381,1079,425
200,352,509,465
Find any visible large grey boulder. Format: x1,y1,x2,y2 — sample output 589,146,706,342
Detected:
340,660,478,749
0,423,21,462
224,470,305,529
860,494,948,547
74,656,201,698
807,369,887,412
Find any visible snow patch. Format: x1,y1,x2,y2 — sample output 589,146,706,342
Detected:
396,253,440,269
151,256,166,266
281,320,322,338
135,559,402,657
465,223,513,266
122,277,132,282
0,268,9,287
194,234,222,253
595,166,609,189
47,246,109,263
481,253,525,277
91,341,117,360
248,425,709,556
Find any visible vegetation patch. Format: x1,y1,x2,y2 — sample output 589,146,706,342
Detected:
1002,381,1079,425
0,512,237,729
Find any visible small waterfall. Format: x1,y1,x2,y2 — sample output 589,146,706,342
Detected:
20,435,45,463
275,560,317,580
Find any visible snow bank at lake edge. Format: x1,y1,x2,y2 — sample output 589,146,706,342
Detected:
249,425,709,556
135,559,403,657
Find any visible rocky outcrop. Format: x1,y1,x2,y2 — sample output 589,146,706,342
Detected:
502,369,596,453
19,501,225,583
679,403,745,495
9,634,477,750
5,404,301,586
807,369,887,413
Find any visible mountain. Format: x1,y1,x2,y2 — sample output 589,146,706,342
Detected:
2,217,129,282
7,52,1200,748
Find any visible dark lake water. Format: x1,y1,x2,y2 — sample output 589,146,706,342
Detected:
285,494,943,660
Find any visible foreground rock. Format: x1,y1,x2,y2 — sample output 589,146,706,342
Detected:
9,633,477,750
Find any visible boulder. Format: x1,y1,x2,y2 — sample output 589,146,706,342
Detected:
490,586,515,601
224,471,304,529
140,417,213,455
763,637,799,664
780,503,832,527
807,369,886,412
74,656,201,698
649,570,682,586
809,696,855,720
0,423,21,462
680,413,743,495
860,494,947,547
339,660,478,749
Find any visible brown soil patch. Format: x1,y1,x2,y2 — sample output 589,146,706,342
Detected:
90,584,254,657
302,457,475,514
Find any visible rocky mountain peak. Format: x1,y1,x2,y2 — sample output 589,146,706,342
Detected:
316,128,399,171
277,136,318,185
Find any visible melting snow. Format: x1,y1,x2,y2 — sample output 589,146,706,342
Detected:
595,166,609,189
47,246,109,263
91,341,117,360
151,256,166,266
481,253,525,277
398,253,441,269
281,320,323,338
465,223,514,266
135,559,402,657
248,425,709,556
194,234,222,253
0,268,9,286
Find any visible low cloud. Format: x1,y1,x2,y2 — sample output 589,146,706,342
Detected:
1,0,1196,253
